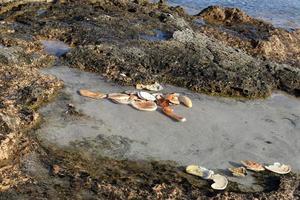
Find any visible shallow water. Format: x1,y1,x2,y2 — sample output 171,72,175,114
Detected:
41,40,70,57
37,66,300,176
153,0,300,29
139,29,172,41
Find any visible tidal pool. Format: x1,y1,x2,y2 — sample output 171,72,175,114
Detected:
36,66,300,175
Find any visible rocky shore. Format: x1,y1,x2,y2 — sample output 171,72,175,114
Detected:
0,0,299,199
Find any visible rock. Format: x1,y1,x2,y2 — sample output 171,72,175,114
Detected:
197,6,300,68
0,46,62,160
173,29,195,43
52,164,62,175
197,6,255,25
1,0,297,98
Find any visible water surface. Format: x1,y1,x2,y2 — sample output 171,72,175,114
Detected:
37,66,300,173
139,29,172,41
41,40,70,57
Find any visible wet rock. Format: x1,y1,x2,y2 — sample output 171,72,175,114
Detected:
2,144,299,199
198,6,259,26
65,30,284,98
51,164,62,175
172,28,195,43
64,103,82,116
197,6,300,67
0,46,62,159
0,0,298,98
273,64,300,97
0,45,62,192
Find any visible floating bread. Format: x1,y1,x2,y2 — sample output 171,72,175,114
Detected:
108,93,131,104
152,93,163,100
265,162,291,174
211,174,228,190
241,160,265,172
124,90,138,95
138,91,156,101
111,98,131,104
165,93,180,105
228,167,247,177
162,106,186,122
129,94,138,101
156,98,170,108
178,95,192,108
79,89,107,99
108,93,130,99
186,165,214,179
131,100,157,111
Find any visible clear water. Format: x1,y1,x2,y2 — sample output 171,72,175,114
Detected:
139,29,171,41
41,40,70,57
37,66,300,174
155,0,300,29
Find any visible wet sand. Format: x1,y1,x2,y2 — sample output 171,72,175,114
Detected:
37,66,300,173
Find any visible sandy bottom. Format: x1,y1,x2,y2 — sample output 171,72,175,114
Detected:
37,66,300,175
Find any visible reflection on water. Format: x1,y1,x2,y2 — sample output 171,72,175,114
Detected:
41,40,70,57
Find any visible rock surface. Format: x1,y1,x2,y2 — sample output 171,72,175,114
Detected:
0,0,299,199
0,0,299,98
197,6,300,68
0,45,62,189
